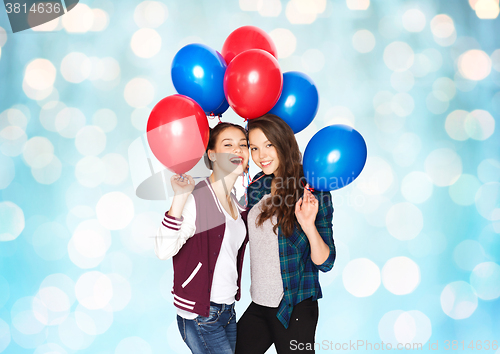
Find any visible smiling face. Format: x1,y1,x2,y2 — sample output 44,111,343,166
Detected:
249,128,280,175
208,126,249,176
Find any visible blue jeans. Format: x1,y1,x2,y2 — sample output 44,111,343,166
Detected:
177,302,237,354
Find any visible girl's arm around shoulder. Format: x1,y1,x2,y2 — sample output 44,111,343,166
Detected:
154,193,197,260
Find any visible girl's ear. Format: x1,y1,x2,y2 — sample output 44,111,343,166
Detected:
207,149,216,161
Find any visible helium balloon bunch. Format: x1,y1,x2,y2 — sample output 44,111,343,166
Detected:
146,26,367,191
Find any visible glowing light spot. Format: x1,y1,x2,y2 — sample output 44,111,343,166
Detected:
352,29,376,53
0,201,25,241
0,154,14,189
391,93,414,117
424,148,462,186
394,311,432,345
75,304,113,335
355,156,394,195
392,133,421,167
62,3,94,33
92,108,117,133
0,126,27,157
61,52,92,83
301,49,325,73
75,271,113,310
411,53,431,77
458,50,492,81
346,0,370,10
386,202,423,240
131,28,162,58
433,77,456,101
390,71,414,92
11,296,45,335
0,26,7,47
55,107,86,139
477,158,500,183
402,9,426,32
286,0,317,24
101,57,121,81
470,262,500,300
24,59,56,91
454,240,486,271
96,192,135,230
32,155,62,185
449,174,481,206
124,78,155,108
115,337,152,354
382,257,421,295
269,28,296,58
102,153,129,185
90,9,109,32
464,110,495,140
107,274,132,311
383,41,414,72
475,0,500,19
445,110,469,141
475,182,500,221
75,126,106,156
75,156,106,188
430,14,455,38
441,281,478,319
22,136,54,168
426,91,449,114
342,258,380,297
58,313,95,350
32,222,71,261
259,0,282,17
324,106,355,128
401,171,433,204
134,1,168,28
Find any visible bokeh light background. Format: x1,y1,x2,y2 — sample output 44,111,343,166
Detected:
1,0,500,353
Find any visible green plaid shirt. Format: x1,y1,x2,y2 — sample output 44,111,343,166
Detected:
247,171,336,329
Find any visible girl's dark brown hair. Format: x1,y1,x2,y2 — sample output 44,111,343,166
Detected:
204,122,247,170
248,114,304,237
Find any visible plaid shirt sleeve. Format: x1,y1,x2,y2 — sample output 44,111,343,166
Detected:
312,190,336,272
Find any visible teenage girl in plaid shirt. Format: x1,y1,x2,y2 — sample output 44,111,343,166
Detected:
236,114,336,354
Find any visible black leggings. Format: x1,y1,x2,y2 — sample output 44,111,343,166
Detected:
235,298,319,354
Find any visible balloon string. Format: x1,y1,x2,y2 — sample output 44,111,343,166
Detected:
300,179,314,192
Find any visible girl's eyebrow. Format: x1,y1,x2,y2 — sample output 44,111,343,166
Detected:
221,138,234,142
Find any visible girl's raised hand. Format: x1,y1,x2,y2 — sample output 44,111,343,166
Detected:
295,184,319,229
171,174,195,196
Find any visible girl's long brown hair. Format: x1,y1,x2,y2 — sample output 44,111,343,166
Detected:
248,114,304,237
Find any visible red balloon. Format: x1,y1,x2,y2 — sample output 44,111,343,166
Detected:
221,26,278,64
147,95,209,174
224,49,283,119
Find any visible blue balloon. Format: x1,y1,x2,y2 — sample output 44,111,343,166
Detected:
269,71,319,134
171,44,227,114
303,125,367,191
212,98,230,116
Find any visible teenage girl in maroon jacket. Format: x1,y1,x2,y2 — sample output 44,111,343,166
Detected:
155,122,249,354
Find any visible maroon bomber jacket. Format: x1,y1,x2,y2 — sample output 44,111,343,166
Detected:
164,178,249,318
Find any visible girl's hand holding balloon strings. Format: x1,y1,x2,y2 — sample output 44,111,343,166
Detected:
171,174,195,197
295,184,319,231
